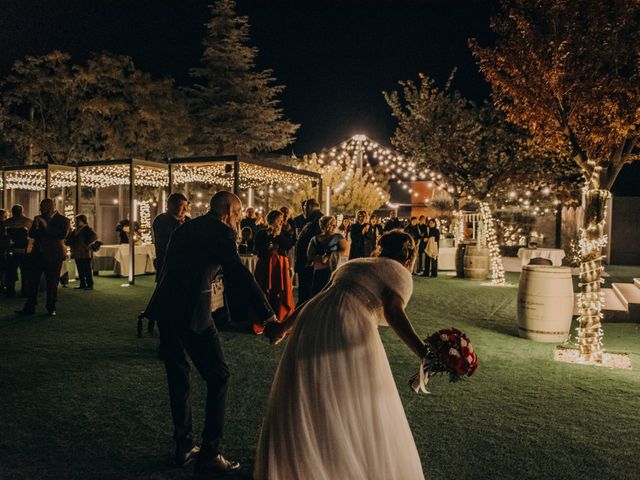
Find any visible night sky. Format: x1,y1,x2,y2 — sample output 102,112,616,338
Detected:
1,0,638,193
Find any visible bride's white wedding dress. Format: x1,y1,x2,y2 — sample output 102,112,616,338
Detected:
255,257,425,480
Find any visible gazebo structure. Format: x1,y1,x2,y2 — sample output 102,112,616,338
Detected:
76,159,169,284
1,164,77,220
169,155,323,215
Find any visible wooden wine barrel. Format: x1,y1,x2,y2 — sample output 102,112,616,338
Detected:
455,241,475,278
517,265,573,343
463,246,490,280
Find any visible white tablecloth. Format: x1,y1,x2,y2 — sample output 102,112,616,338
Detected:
240,254,258,273
438,247,456,270
94,244,156,276
517,248,565,266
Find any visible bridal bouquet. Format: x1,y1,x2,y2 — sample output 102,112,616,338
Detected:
410,328,478,394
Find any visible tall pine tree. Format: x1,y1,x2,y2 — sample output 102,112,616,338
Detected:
187,0,298,155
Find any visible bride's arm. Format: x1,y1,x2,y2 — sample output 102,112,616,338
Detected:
382,289,427,359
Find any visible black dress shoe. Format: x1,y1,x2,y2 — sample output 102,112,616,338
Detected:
194,453,240,475
15,309,35,317
175,445,200,467
74,286,86,290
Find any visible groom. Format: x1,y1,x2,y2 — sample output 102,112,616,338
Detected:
145,191,277,475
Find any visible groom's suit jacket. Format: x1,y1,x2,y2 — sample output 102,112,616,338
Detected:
145,212,274,334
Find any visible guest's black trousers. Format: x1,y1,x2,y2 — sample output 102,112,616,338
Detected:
423,256,438,277
296,266,314,306
75,258,93,288
24,255,63,312
161,326,230,455
5,252,26,296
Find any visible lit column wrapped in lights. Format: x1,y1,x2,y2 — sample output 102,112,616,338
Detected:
138,201,152,244
574,188,609,364
480,201,506,285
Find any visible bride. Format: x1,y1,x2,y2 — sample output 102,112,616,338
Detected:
255,230,427,480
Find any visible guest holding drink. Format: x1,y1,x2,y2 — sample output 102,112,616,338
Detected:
16,199,71,317
307,216,349,296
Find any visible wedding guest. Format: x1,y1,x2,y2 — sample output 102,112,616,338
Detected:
16,199,71,317
253,210,294,333
294,199,322,305
422,218,440,278
255,212,267,231
152,192,190,280
278,206,296,253
116,219,139,244
383,210,403,231
278,206,297,273
307,215,349,296
292,200,307,235
369,214,384,247
338,217,352,241
240,207,258,236
0,209,9,294
4,204,33,297
66,215,98,290
238,227,254,254
144,191,277,475
349,210,373,259
405,217,422,274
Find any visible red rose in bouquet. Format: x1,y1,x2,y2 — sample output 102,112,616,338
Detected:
409,328,478,393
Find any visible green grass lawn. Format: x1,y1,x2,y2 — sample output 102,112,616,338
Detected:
1,267,639,480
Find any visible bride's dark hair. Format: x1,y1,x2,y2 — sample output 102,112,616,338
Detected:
374,230,416,265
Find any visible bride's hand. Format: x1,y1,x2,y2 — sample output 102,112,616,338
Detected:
264,321,287,345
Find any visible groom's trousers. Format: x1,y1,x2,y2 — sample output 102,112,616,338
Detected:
161,325,230,455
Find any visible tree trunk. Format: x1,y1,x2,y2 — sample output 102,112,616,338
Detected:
576,186,609,363
554,203,563,248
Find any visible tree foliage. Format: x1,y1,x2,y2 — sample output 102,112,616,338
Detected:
0,51,191,165
291,153,390,216
384,72,581,205
187,0,299,155
470,0,640,190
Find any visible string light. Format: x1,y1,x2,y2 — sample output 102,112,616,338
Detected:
171,162,312,190
480,201,506,285
4,169,77,191
138,201,152,244
64,204,76,229
574,189,610,364
79,165,168,188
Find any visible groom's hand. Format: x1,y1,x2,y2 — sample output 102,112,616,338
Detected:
264,321,286,345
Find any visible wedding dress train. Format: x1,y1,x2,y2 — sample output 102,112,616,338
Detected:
255,256,424,480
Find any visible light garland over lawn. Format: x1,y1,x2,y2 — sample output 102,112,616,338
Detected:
79,165,169,188
4,169,77,191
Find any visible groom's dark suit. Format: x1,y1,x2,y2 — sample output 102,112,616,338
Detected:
145,212,275,456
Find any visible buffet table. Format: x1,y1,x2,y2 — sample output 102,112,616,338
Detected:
93,244,156,276
517,247,565,266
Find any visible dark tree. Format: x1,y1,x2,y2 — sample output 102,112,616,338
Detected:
187,0,299,155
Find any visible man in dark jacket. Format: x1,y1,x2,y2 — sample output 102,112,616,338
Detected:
17,199,70,316
4,204,33,297
145,191,276,476
294,198,322,305
383,210,404,231
152,192,189,280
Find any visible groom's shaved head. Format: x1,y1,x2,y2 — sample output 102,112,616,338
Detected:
210,191,242,228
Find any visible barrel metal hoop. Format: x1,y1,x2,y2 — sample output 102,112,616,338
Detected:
518,326,569,335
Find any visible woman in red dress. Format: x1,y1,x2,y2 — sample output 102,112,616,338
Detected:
252,210,295,334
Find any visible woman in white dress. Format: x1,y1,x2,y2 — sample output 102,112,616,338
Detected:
255,230,427,480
